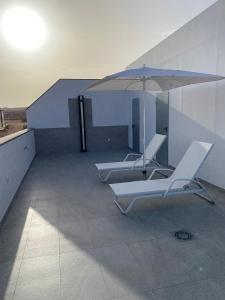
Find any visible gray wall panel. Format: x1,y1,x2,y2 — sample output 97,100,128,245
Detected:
34,128,80,154
86,126,128,152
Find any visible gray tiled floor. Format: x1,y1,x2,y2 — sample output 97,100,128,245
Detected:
1,151,225,299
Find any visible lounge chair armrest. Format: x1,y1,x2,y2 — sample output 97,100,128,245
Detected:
123,153,142,161
148,168,174,180
164,178,198,197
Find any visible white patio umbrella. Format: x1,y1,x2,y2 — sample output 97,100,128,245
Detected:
87,65,225,170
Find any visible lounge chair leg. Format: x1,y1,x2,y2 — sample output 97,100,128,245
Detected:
114,196,139,215
99,170,113,182
98,171,105,182
114,196,127,215
195,180,215,205
125,197,139,214
195,191,215,205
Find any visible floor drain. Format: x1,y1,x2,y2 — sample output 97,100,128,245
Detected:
174,230,193,241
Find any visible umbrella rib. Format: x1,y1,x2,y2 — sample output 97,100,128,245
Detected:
154,76,188,90
124,79,141,90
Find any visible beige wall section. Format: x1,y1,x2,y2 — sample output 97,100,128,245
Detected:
128,0,225,189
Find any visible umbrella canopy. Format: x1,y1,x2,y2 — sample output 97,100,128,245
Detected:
86,65,225,170
87,65,224,92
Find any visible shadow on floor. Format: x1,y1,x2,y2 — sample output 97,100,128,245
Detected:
1,151,225,300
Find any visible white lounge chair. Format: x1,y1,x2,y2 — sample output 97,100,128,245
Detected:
109,141,215,215
95,133,166,182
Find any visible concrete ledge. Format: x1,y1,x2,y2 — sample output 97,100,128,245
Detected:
0,129,31,146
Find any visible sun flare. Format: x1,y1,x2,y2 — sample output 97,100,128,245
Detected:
0,6,47,52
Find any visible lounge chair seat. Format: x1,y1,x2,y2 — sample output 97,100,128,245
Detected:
96,133,166,182
110,178,171,197
96,159,147,171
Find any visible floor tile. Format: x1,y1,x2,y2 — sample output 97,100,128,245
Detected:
138,211,178,239
154,278,225,300
23,244,59,259
114,290,155,300
0,260,21,293
88,215,153,249
162,203,225,233
14,275,60,300
58,219,93,249
17,255,60,285
128,239,191,289
95,243,149,299
60,250,108,300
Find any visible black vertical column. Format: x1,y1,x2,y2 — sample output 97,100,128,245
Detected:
78,95,87,152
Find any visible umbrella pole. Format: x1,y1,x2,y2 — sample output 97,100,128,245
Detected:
143,78,146,172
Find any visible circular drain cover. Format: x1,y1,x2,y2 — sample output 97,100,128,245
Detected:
174,230,193,241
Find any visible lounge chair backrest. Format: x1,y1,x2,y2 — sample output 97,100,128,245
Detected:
142,134,166,161
170,141,213,189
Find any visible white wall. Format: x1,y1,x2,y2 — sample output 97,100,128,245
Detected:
89,91,131,127
89,91,133,148
27,79,132,129
0,130,35,222
128,0,225,189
